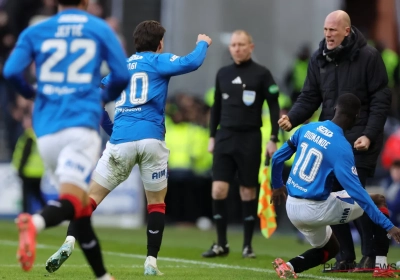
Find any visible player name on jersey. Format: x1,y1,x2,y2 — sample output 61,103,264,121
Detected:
55,24,84,37
303,130,331,149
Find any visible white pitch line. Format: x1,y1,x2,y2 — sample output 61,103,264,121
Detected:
0,240,351,280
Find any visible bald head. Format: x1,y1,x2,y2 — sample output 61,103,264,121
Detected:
324,10,351,50
326,10,351,28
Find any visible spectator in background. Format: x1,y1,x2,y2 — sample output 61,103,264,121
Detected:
374,40,400,120
106,17,126,51
374,40,399,90
165,93,213,224
87,0,103,18
284,44,310,104
12,102,46,214
381,130,400,228
384,161,400,228
28,0,57,26
279,10,392,272
4,0,42,37
0,8,18,156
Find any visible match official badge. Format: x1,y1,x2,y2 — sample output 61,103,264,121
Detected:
243,90,256,106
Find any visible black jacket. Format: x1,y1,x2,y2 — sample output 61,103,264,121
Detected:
288,27,391,172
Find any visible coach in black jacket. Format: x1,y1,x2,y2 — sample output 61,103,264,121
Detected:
279,10,392,272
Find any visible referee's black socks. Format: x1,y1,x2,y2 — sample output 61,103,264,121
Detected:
242,199,257,248
213,199,228,246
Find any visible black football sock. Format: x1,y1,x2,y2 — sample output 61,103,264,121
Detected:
213,199,228,246
147,203,166,258
242,199,257,247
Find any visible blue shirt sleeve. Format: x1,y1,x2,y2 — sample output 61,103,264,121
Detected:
100,75,110,88
334,146,394,231
100,109,113,136
3,29,36,99
156,41,209,76
271,128,301,189
99,25,130,104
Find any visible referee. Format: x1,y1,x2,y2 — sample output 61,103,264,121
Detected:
202,30,280,258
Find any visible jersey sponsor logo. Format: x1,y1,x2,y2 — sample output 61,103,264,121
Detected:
43,85,76,95
231,76,242,84
152,169,167,180
287,176,308,192
128,54,143,61
222,93,229,100
170,55,180,62
340,208,350,223
115,107,142,113
268,84,279,94
351,166,358,176
242,90,256,106
316,126,333,137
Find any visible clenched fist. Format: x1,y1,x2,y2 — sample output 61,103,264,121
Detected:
197,34,212,46
278,115,292,131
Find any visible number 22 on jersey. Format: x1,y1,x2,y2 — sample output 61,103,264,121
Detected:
115,72,149,107
39,38,96,83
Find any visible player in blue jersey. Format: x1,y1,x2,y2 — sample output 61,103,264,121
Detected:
45,20,212,275
3,0,130,278
269,93,400,279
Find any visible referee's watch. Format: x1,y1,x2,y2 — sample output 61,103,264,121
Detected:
270,135,279,143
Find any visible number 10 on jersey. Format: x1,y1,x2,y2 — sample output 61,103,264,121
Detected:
292,142,323,183
116,72,148,107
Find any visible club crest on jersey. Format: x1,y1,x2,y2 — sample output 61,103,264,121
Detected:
351,166,358,176
242,90,256,106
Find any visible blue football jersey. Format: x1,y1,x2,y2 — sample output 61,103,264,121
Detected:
3,9,130,138
271,120,393,231
101,41,209,144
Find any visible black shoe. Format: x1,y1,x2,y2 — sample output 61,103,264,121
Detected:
352,256,375,273
242,246,256,258
322,260,356,273
201,243,229,258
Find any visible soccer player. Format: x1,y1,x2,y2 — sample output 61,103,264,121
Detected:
270,93,400,279
45,20,212,275
3,0,130,279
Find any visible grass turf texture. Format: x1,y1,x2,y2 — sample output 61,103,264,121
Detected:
0,220,399,279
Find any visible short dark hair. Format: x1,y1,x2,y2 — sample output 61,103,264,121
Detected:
58,0,81,5
336,93,361,118
133,20,166,52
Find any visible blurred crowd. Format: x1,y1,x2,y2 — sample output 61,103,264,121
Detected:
1,0,400,228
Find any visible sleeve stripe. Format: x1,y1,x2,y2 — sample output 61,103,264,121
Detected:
287,139,296,151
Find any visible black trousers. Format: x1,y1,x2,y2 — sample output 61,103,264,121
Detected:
21,177,46,214
331,168,374,262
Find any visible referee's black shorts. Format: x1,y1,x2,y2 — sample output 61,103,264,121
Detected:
212,128,261,187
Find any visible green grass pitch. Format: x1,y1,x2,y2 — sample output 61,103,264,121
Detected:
0,220,399,279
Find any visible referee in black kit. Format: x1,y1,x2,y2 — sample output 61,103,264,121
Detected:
202,30,280,258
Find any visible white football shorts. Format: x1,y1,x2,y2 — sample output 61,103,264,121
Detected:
286,190,364,248
37,127,101,192
92,139,169,192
